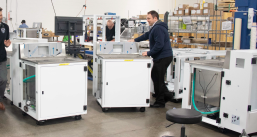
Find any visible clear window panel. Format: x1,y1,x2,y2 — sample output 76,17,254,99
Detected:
23,65,36,111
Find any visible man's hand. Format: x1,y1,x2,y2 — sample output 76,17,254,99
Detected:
111,39,115,42
128,39,135,42
142,51,148,56
4,40,11,47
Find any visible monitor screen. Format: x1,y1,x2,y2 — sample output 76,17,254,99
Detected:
55,16,83,36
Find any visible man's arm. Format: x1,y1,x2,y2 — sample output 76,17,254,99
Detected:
4,25,11,47
134,32,150,42
147,29,164,56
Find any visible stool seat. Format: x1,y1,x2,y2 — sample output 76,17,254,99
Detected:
166,108,202,124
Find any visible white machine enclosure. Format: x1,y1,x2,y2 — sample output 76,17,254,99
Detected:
96,55,151,108
86,15,152,111
10,42,88,122
93,42,152,111
182,50,257,134
4,39,48,103
165,48,226,100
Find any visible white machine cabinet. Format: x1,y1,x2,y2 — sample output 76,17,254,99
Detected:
182,50,257,134
10,42,88,125
4,39,48,104
165,48,226,102
96,54,152,112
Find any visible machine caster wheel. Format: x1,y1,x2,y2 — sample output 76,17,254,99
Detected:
10,101,13,105
219,128,227,133
75,115,82,120
36,121,45,125
140,107,145,112
22,112,27,116
172,99,180,103
102,108,108,112
3,96,6,99
152,94,156,97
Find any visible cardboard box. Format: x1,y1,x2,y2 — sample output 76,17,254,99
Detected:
185,7,194,15
159,14,164,19
179,4,189,10
196,9,203,15
191,10,197,15
175,7,179,11
83,45,93,50
178,10,185,16
87,26,101,31
203,3,214,9
133,33,143,39
174,10,178,16
138,15,147,19
191,38,208,44
193,3,200,9
204,9,215,15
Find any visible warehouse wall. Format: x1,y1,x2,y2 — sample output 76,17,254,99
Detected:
0,0,215,32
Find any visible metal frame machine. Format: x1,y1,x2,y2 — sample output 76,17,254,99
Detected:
165,48,226,102
81,15,152,112
182,50,257,134
8,42,88,125
5,29,88,126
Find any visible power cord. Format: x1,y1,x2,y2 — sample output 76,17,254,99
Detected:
76,7,84,17
51,0,56,16
198,71,218,112
166,123,176,128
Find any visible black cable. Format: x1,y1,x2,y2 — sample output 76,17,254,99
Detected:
166,123,176,128
51,0,56,16
205,74,218,95
76,7,84,17
204,73,218,112
198,72,205,94
198,71,216,112
198,71,209,112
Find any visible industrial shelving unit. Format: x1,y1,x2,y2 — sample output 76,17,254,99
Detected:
168,10,234,50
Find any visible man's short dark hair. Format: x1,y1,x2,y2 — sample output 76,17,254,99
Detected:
0,7,2,12
147,10,159,20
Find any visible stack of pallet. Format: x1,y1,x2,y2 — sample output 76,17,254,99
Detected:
218,0,237,11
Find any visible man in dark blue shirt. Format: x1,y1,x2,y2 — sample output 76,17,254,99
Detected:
129,10,173,108
106,20,115,41
0,7,12,111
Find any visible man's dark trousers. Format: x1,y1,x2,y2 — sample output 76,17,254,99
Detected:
151,56,173,105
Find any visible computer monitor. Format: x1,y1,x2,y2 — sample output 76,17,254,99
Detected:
55,16,83,36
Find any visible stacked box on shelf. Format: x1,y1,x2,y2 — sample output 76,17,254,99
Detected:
185,7,194,15
217,0,237,11
191,12,234,43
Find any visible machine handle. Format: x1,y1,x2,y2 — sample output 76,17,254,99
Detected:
106,82,108,85
42,91,44,94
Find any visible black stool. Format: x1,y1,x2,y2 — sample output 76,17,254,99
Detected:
164,108,202,137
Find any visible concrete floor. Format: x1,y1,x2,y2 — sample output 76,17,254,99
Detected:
0,81,242,137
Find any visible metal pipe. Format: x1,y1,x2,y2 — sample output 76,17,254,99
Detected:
219,10,221,50
6,0,7,24
225,30,227,49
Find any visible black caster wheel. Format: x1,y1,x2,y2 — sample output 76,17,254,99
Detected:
219,128,227,133
10,101,13,105
36,121,44,125
102,108,108,112
140,107,145,112
75,115,82,120
22,112,27,116
3,96,6,99
96,100,100,106
172,99,180,103
152,94,156,98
